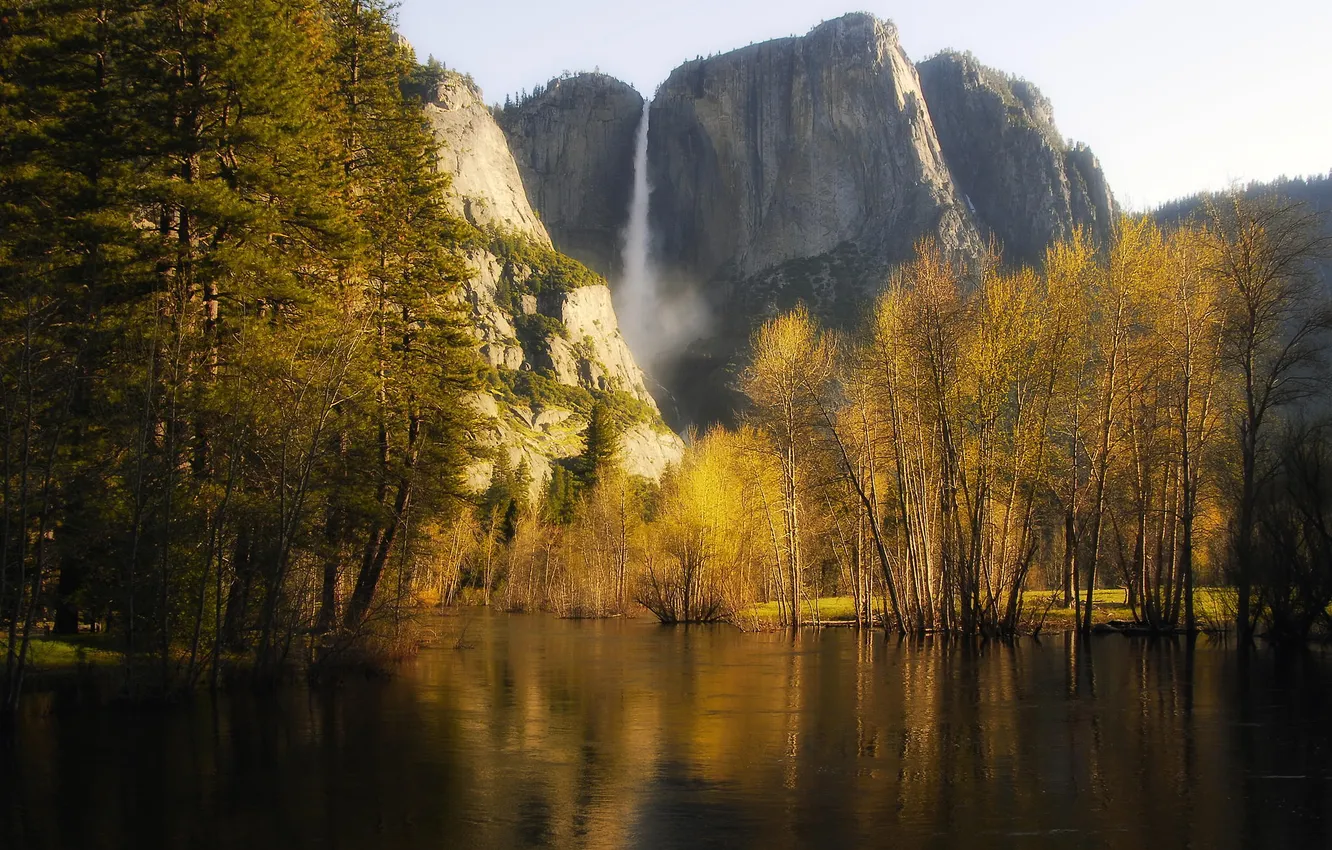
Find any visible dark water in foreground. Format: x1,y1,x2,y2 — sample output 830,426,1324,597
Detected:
3,613,1332,849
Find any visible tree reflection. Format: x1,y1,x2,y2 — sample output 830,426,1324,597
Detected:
3,615,1330,848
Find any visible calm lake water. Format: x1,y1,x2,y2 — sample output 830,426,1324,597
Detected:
3,611,1331,849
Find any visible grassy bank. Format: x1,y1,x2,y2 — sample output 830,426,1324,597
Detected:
748,588,1235,632
4,589,1237,696
0,633,122,673
1,625,423,700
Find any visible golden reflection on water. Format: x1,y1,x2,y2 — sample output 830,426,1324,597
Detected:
397,613,1331,849
3,612,1331,849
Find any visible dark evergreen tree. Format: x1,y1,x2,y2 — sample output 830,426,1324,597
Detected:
501,499,520,545
579,400,621,490
543,465,577,526
320,0,479,633
482,452,515,521
512,457,533,516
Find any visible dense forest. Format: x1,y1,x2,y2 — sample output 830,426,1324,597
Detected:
3,2,1331,716
0,0,486,707
1157,173,1332,223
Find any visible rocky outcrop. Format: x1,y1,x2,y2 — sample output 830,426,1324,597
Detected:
462,392,580,500
461,248,655,409
461,251,527,371
459,246,681,497
498,74,645,279
427,72,682,494
917,51,1116,266
543,284,657,407
636,14,987,425
425,74,551,245
465,406,683,501
648,13,981,287
1066,144,1116,242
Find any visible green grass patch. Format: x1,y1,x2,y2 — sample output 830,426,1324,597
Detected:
513,312,569,363
0,633,123,671
514,312,568,344
748,596,861,624
1025,587,1233,626
497,369,595,415
1025,588,1133,617
747,588,1235,630
482,228,604,298
496,369,659,431
600,388,658,431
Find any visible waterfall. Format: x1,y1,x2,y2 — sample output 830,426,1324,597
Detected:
617,101,653,356
615,97,707,384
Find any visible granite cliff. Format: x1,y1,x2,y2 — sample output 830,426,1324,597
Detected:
426,74,550,244
649,14,979,289
917,51,1115,266
425,72,683,495
642,15,988,422
498,74,645,279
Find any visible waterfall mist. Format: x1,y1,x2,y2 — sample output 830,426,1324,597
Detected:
615,99,707,382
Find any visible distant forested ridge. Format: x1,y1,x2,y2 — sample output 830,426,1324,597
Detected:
1156,174,1332,223
0,0,484,706
1157,175,1332,283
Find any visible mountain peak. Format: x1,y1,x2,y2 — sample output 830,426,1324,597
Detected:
806,11,898,44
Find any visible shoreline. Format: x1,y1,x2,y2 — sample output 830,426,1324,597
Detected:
1,589,1246,703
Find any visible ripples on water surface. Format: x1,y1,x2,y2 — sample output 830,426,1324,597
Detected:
3,610,1331,849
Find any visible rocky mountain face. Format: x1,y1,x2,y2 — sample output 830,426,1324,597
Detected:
916,51,1115,266
426,75,550,244
641,14,992,423
426,72,683,495
498,74,645,279
649,14,979,288
473,13,1119,426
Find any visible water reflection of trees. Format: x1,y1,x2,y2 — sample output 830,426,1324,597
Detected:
4,618,1331,848
433,618,1332,849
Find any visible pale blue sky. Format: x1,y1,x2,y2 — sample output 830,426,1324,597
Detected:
396,0,1331,209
